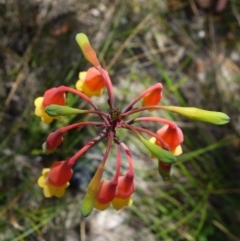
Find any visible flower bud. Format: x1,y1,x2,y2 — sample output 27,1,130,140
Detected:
156,124,184,151
116,173,135,199
75,33,100,67
43,131,63,152
139,135,177,164
142,83,162,107
45,104,85,117
81,193,96,217
161,106,230,125
43,88,66,107
81,163,104,217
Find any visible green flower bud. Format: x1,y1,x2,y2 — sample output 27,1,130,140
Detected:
75,33,100,67
45,104,85,117
161,106,230,125
139,135,177,164
80,193,95,218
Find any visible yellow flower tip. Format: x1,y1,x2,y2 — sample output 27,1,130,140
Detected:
34,97,43,109
75,72,87,92
172,145,182,156
94,200,110,211
148,137,160,159
34,97,54,124
76,79,84,92
84,88,103,98
79,71,87,80
43,183,69,198
37,168,69,198
111,197,133,211
149,137,156,144
42,168,50,176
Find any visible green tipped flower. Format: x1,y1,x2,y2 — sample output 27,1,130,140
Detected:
81,193,95,218
80,163,104,217
161,106,230,125
139,135,177,164
75,33,100,68
45,104,86,117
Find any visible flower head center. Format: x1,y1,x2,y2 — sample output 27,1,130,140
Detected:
110,108,122,122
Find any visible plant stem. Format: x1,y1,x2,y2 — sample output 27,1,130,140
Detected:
68,130,107,167
123,123,169,150
134,117,176,128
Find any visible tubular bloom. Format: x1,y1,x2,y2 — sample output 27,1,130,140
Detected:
34,88,66,123
37,161,73,197
34,33,230,217
76,67,106,97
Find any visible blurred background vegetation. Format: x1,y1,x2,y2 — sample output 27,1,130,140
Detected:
0,0,240,240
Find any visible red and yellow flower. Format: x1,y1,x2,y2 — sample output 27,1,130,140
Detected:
142,83,162,107
37,161,72,198
94,173,135,211
76,67,106,97
34,88,66,123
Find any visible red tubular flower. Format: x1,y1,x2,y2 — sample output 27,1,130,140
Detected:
43,130,63,152
84,67,105,91
111,172,135,211
115,172,135,199
142,83,162,107
95,146,120,205
156,124,184,151
116,143,135,199
47,161,73,187
76,67,106,97
34,87,66,123
96,180,118,204
37,161,73,198
43,87,66,107
110,143,135,211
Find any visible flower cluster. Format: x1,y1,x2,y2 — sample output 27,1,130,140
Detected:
34,33,230,217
